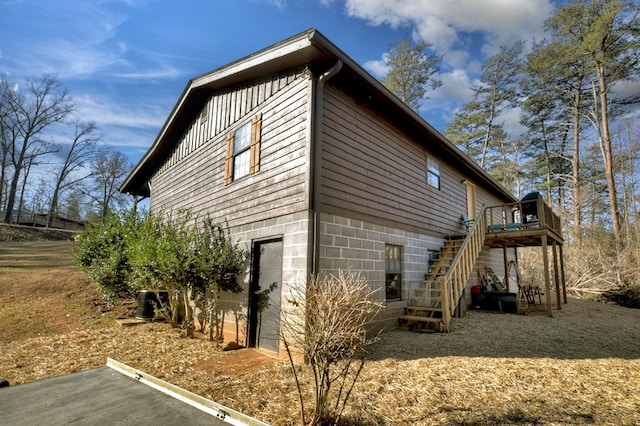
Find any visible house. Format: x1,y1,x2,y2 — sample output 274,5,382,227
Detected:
121,29,564,356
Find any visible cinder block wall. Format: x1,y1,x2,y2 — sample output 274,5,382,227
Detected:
220,211,312,353
318,212,445,332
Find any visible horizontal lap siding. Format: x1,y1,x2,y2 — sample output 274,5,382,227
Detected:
322,84,481,237
150,73,311,227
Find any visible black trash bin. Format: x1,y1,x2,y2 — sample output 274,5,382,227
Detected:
136,290,169,320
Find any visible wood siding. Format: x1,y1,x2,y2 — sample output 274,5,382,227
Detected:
149,69,312,227
321,83,507,238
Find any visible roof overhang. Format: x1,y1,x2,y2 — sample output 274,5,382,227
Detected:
120,28,515,203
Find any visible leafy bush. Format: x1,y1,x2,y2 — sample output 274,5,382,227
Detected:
74,210,139,305
194,218,248,341
74,209,249,334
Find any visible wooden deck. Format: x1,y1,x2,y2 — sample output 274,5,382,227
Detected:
482,193,565,317
483,193,563,248
400,194,566,333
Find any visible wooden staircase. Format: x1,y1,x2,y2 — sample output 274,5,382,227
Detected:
398,210,487,332
398,236,464,332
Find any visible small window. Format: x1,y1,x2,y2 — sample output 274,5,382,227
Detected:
385,244,403,300
427,156,440,189
233,122,252,179
224,113,262,185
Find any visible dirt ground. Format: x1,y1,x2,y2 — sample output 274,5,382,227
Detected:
1,226,639,425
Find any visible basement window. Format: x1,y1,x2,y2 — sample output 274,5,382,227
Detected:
385,244,403,301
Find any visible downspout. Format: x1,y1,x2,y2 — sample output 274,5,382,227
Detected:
311,60,343,275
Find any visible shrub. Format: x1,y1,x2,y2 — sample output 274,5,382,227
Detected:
281,270,383,425
74,208,249,337
194,218,248,341
74,210,139,305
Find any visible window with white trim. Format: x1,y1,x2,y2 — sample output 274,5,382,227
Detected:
427,156,440,189
224,112,262,185
233,122,251,179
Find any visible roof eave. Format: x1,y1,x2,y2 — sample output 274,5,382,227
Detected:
306,31,516,202
120,29,324,195
121,28,515,203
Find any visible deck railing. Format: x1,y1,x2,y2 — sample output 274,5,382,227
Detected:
440,209,486,332
484,194,562,240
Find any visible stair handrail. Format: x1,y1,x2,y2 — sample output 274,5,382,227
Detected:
439,209,486,332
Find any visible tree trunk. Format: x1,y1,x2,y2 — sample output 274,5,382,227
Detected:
47,183,61,228
182,288,194,338
4,164,22,223
596,63,622,248
572,86,582,247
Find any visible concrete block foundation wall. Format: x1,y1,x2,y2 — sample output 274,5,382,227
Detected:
218,211,313,349
318,213,445,332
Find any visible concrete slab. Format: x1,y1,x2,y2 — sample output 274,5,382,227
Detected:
0,360,262,426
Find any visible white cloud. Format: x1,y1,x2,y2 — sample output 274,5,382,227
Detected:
611,77,640,103
29,40,129,80
2,2,130,80
342,0,553,67
496,106,527,138
73,94,168,131
111,66,183,80
430,69,476,105
363,54,389,79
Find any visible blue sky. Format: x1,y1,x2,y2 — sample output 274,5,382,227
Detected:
0,0,557,167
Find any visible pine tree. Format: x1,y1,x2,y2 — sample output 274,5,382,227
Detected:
382,38,442,111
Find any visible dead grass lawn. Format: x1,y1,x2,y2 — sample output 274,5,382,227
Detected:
1,236,639,425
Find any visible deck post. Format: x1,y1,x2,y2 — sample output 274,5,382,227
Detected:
552,240,561,310
502,243,509,291
559,244,567,304
541,234,552,317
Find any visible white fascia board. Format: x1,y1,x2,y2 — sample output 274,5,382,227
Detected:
192,38,313,89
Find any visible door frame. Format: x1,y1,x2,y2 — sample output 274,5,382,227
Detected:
247,237,283,349
465,180,477,220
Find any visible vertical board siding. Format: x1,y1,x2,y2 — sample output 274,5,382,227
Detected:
321,84,507,237
149,69,311,228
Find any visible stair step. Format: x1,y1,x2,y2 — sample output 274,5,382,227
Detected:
446,234,466,240
435,253,455,259
406,305,443,313
398,314,442,323
427,272,448,277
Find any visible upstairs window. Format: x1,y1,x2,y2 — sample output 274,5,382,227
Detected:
225,112,262,185
233,122,251,179
385,244,403,301
427,156,440,189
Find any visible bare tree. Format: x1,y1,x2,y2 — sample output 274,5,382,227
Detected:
47,120,99,227
86,149,131,219
0,75,74,223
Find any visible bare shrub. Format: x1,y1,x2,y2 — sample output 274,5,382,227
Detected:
515,248,544,288
517,239,640,302
281,270,383,426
